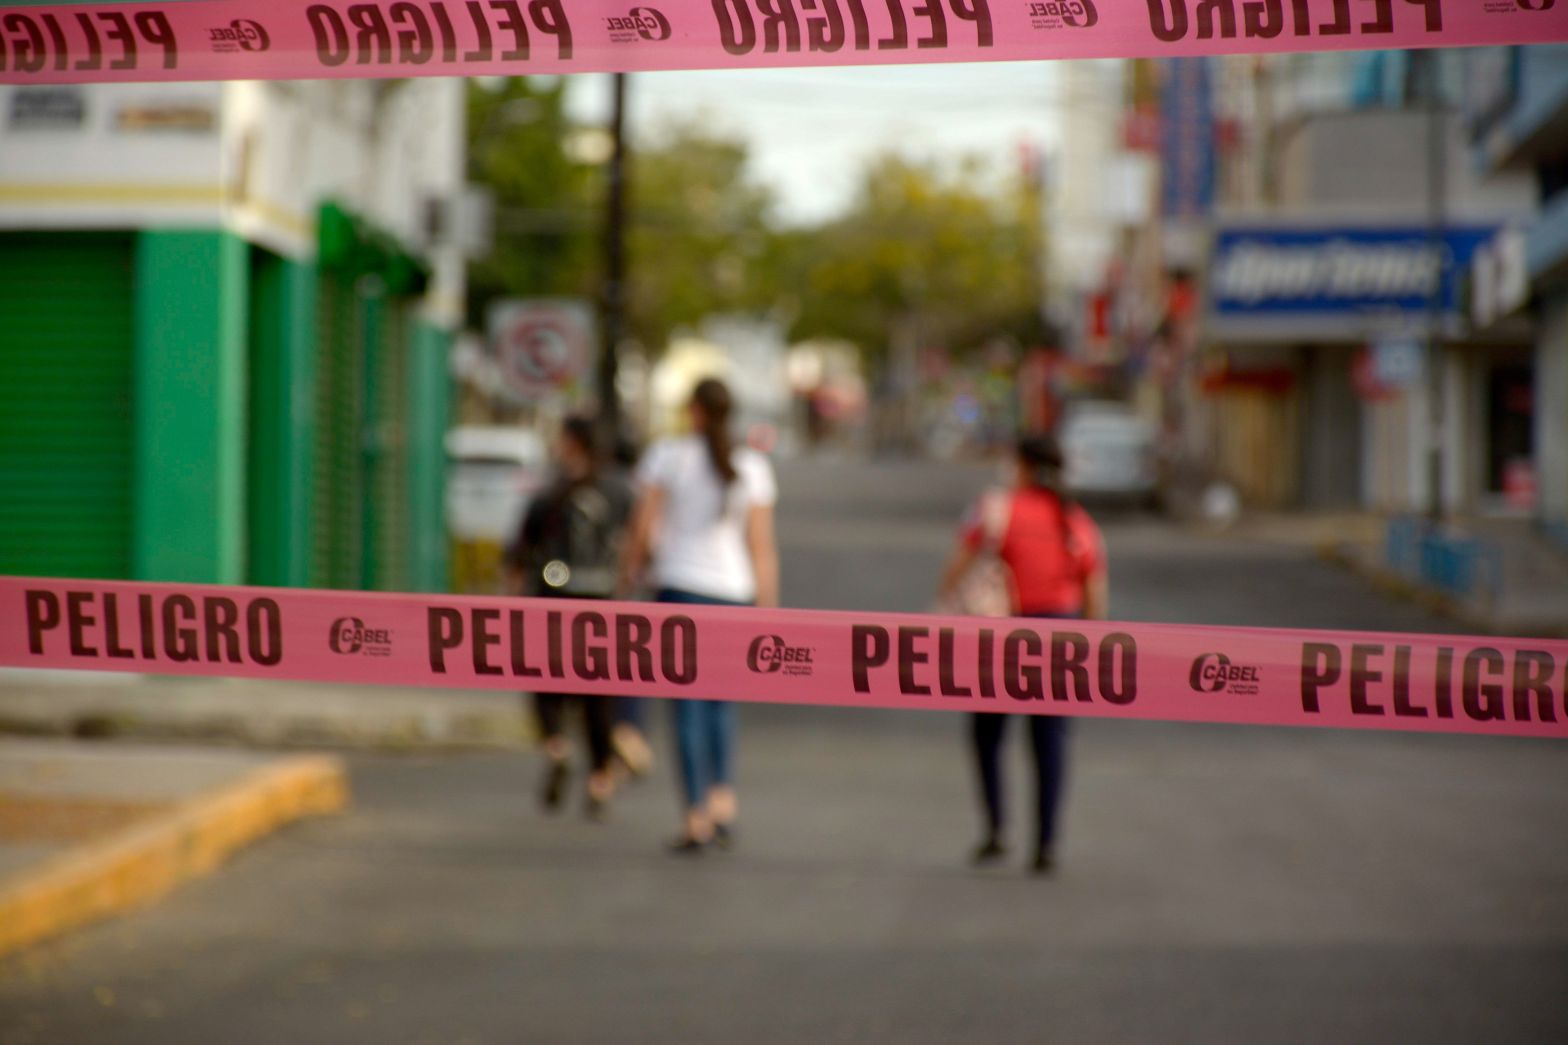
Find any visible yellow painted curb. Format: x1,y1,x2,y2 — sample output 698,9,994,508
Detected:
0,755,348,957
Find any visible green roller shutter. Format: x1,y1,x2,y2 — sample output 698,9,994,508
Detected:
247,248,317,589
408,322,452,594
366,298,411,592
311,270,363,589
0,233,135,579
310,201,430,592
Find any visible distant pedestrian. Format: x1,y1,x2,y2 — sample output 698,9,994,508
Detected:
936,433,1108,874
620,378,779,853
506,416,632,821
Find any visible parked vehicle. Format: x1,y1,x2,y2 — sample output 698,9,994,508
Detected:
445,426,549,592
1058,401,1159,505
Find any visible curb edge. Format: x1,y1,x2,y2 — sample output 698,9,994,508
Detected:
0,754,348,957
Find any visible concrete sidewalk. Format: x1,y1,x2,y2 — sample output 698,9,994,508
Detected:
0,739,346,955
0,672,531,750
1331,516,1568,637
1209,511,1568,637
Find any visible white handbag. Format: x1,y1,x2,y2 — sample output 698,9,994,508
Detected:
939,490,1017,618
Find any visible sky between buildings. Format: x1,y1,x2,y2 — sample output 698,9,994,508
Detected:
566,61,1120,225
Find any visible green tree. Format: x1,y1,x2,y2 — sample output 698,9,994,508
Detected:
625,120,783,348
466,87,1045,370
465,78,598,328
789,152,1046,364
467,94,784,351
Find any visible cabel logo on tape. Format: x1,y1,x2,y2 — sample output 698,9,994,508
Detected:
6,576,1567,741
329,617,393,657
747,634,815,677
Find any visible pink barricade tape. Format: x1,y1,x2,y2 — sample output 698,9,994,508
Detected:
3,575,1567,739
0,1,1565,85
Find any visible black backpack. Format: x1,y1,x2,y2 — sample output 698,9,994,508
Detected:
521,478,628,599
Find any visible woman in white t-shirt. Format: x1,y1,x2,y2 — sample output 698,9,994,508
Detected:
620,378,779,853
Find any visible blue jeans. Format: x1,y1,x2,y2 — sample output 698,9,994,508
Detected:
658,588,746,810
972,611,1075,854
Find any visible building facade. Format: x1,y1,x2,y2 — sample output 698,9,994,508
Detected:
1153,52,1537,511
0,79,467,592
1466,44,1568,542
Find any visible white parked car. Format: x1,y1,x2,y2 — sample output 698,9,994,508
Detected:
1059,401,1159,504
444,426,550,545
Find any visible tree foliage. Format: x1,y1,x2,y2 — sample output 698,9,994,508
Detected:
624,122,788,348
465,78,597,328
788,153,1046,363
466,80,1046,362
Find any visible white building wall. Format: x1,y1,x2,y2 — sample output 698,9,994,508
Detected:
0,83,225,230
0,79,466,325
1362,393,1416,511
1274,109,1536,220
1046,60,1133,332
0,80,464,326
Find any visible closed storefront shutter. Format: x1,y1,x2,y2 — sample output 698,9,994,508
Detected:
311,271,363,589
366,300,412,592
0,233,135,579
309,203,429,592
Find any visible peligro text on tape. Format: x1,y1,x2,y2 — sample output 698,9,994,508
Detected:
0,1,1565,86
4,576,1567,741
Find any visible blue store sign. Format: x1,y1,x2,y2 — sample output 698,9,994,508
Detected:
1209,226,1495,340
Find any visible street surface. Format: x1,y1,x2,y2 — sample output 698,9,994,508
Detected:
3,458,1566,1044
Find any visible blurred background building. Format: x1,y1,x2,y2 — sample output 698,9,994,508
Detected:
1096,49,1563,526
1465,44,1568,545
0,79,471,592
2,53,1564,605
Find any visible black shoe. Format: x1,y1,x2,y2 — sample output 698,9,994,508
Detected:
540,760,569,813
970,838,1008,866
667,835,708,855
1032,850,1056,876
712,822,736,851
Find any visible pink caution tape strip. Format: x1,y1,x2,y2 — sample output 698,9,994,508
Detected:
4,575,1567,739
0,1,1564,85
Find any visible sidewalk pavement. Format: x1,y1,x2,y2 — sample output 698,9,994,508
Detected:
1213,511,1568,638
0,739,346,955
0,672,532,750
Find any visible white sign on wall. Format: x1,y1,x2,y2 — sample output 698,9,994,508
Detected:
487,298,598,404
1372,337,1425,389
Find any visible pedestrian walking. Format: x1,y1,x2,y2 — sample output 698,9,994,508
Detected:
620,378,780,853
506,416,633,821
607,432,655,779
936,433,1108,874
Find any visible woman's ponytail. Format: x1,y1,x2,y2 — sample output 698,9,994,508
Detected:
692,378,738,487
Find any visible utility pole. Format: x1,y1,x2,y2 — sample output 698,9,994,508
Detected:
598,72,628,442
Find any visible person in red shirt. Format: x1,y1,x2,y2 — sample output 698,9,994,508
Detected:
937,433,1108,874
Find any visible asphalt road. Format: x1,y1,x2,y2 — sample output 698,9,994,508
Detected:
4,458,1566,1044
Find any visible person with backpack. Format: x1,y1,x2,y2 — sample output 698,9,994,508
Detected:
619,378,779,854
936,433,1108,875
506,416,633,821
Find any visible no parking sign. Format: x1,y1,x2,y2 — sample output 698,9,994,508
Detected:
488,299,597,403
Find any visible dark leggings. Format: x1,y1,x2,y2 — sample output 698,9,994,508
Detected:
534,693,614,773
971,609,1075,853
970,712,1070,853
